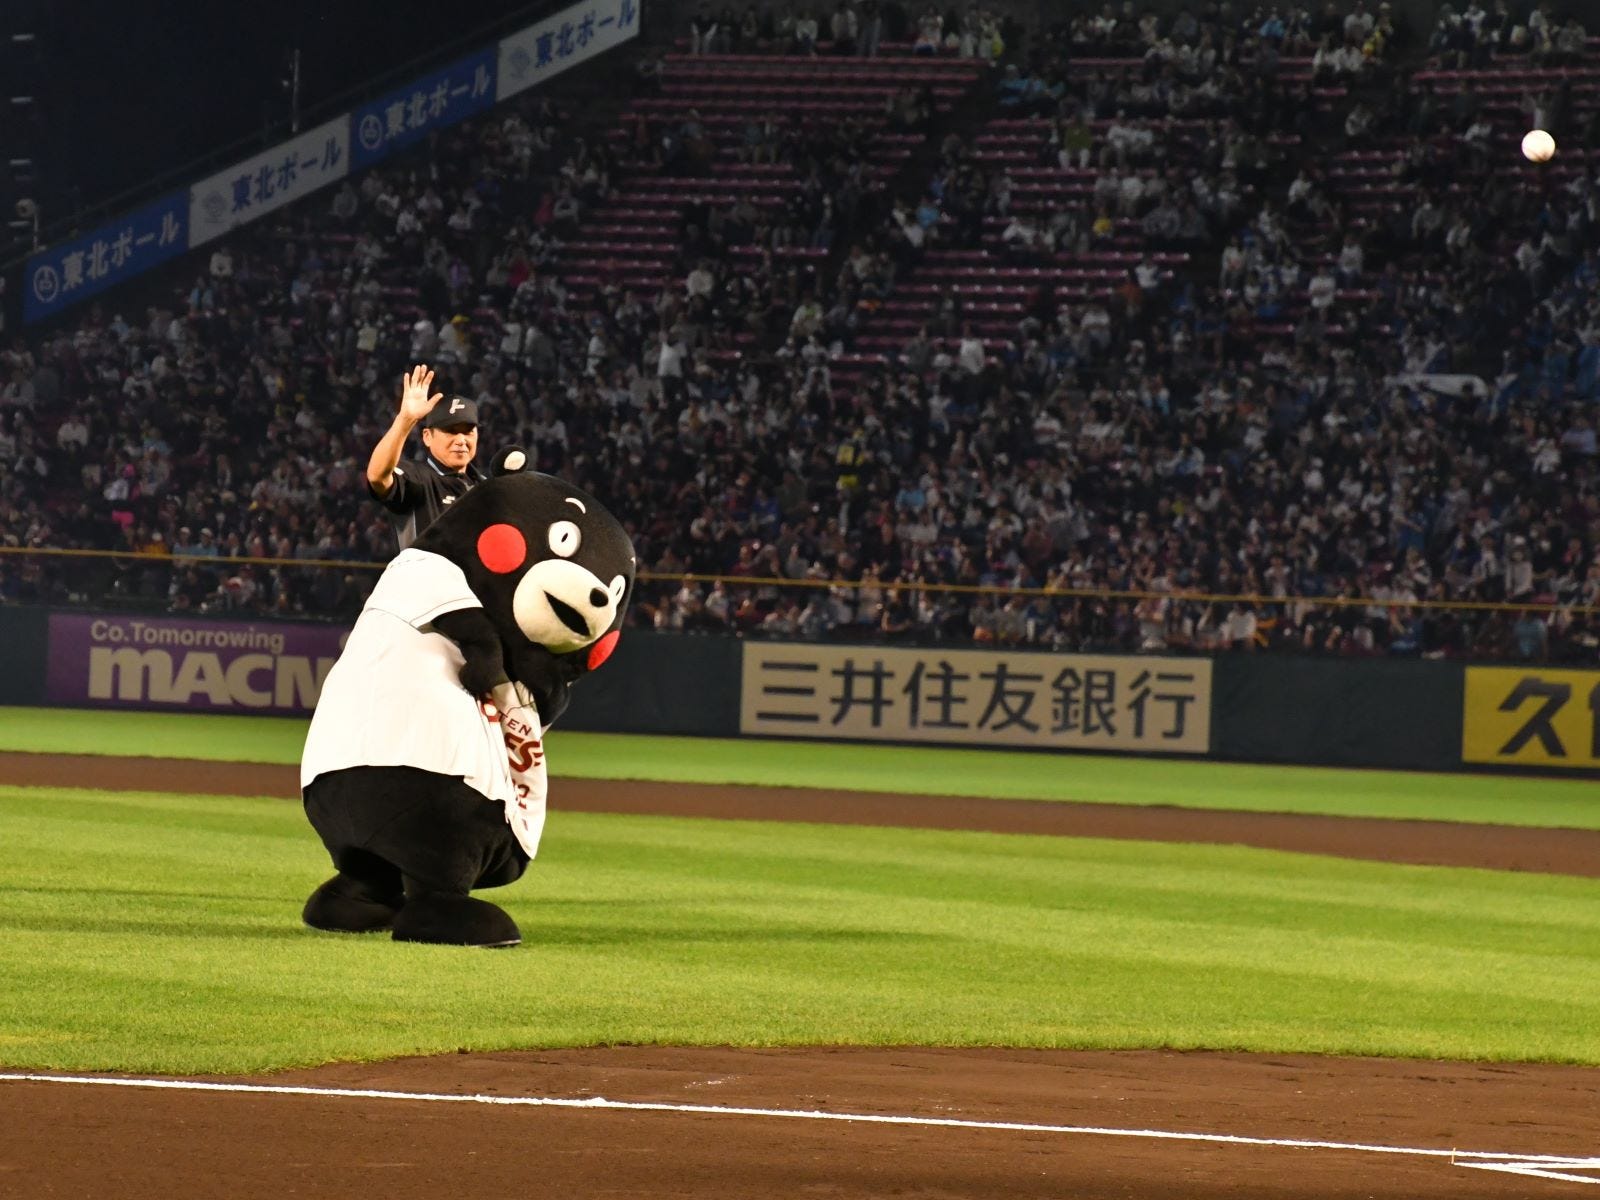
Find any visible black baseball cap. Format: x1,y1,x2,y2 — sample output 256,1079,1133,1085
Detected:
424,396,479,429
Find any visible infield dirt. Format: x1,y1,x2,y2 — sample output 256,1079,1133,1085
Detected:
5,750,1599,877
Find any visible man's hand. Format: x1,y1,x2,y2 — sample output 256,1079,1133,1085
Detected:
367,364,445,496
399,364,443,426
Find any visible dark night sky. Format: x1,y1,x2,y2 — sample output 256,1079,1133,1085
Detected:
15,0,552,223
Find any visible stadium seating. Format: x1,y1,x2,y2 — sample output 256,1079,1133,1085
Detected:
5,6,1598,662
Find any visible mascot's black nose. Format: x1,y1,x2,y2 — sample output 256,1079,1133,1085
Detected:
589,588,607,608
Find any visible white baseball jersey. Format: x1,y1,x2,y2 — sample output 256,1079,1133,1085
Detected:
301,547,516,805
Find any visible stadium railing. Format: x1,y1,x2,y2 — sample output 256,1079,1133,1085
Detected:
1,546,1591,664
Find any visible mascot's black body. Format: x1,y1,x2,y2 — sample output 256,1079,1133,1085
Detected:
299,452,634,946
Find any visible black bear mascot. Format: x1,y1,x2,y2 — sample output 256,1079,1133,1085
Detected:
300,450,635,946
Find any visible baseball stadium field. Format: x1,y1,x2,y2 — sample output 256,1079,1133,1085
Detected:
1,704,1597,1197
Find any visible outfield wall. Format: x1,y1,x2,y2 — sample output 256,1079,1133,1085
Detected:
5,604,1597,776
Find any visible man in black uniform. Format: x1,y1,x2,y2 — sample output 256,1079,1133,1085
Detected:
366,364,484,549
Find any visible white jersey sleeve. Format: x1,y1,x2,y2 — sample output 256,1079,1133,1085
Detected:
362,547,482,629
300,548,516,803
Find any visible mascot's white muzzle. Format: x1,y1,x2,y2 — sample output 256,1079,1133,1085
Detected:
511,558,625,652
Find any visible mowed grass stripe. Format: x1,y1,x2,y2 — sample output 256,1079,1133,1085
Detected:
2,706,1598,828
0,785,1596,1074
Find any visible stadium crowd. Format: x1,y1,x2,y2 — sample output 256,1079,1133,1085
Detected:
1,0,1598,664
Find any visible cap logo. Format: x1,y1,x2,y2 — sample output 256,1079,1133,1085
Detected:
448,398,466,415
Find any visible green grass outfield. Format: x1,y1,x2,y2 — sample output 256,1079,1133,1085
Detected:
4,705,1599,1074
2,705,1598,827
2,784,1598,1074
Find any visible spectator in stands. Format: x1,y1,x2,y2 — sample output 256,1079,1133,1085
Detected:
792,8,820,54
1527,1,1556,60
1053,112,1094,170
1553,16,1588,64
54,409,89,454
11,3,1599,664
737,6,761,48
689,6,719,54
856,0,882,56
1512,609,1549,660
828,2,857,52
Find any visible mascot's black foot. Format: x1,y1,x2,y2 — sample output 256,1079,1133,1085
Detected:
303,873,404,934
392,893,522,948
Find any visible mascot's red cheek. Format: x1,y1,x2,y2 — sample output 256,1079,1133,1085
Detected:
587,630,620,670
477,524,527,574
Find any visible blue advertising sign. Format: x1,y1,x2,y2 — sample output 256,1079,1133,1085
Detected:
351,47,497,170
23,190,188,324
19,0,639,325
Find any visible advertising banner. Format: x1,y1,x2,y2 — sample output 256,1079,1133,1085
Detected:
187,115,351,249
23,190,189,324
1462,666,1600,770
351,47,497,171
740,644,1211,754
21,0,642,323
497,0,641,102
46,613,349,715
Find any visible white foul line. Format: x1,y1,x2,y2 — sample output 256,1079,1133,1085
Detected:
1,1073,1595,1186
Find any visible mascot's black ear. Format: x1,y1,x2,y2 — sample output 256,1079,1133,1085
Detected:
490,447,531,476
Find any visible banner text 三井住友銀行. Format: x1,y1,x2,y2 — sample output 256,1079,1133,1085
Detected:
740,644,1211,754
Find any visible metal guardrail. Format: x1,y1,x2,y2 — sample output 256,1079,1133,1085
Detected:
2,545,1593,616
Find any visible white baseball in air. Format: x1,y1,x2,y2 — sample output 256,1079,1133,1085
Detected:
1522,129,1556,163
